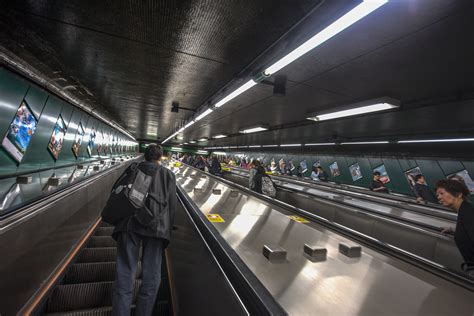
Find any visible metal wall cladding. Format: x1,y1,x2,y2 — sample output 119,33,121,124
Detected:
0,68,135,178
230,150,474,201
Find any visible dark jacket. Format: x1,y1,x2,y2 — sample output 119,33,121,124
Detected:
318,170,329,182
369,179,389,193
210,158,222,175
113,161,176,247
413,182,438,203
454,201,474,263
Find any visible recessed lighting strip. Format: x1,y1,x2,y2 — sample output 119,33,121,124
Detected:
398,138,474,144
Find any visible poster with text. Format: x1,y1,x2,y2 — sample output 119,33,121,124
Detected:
300,160,308,173
329,161,340,177
2,100,38,163
72,122,85,158
47,115,67,160
404,166,422,192
373,164,390,184
349,163,363,181
312,160,321,168
448,169,474,193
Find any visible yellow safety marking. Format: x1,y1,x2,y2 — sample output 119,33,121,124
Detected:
222,167,231,171
265,171,273,175
174,162,182,167
288,215,309,223
206,214,225,223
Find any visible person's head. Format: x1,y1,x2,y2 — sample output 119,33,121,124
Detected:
144,144,162,162
435,179,470,210
373,171,381,180
257,165,266,175
317,166,323,172
414,174,425,184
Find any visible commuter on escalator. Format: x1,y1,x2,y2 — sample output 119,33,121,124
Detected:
311,166,321,181
413,174,438,204
254,165,277,197
209,156,222,176
249,160,260,191
193,156,207,171
112,144,176,316
316,166,328,182
369,171,389,193
436,179,474,269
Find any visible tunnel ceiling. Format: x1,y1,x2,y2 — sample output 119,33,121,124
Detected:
1,0,474,146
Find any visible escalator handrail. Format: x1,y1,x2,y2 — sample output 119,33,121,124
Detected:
175,163,474,292
176,183,288,315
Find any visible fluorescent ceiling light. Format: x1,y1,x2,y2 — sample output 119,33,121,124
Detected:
264,0,387,75
262,145,279,148
184,121,196,129
198,138,208,142
184,142,189,145
239,126,268,134
237,146,248,148
228,146,238,148
280,143,302,147
340,141,389,145
308,102,398,122
178,127,185,133
195,108,213,121
213,134,227,139
398,138,474,144
189,140,196,144
305,142,336,146
196,150,208,155
248,145,261,148
171,147,182,151
215,80,257,108
213,151,227,155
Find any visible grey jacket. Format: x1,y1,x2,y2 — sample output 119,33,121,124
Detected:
113,161,177,247
249,167,257,190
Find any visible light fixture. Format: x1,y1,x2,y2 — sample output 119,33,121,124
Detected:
280,143,302,147
264,0,388,76
248,145,261,148
196,150,208,155
262,144,279,148
213,151,227,155
190,140,196,144
185,120,196,129
237,146,249,148
213,134,227,139
307,97,399,122
239,126,268,134
305,142,336,146
398,138,474,144
340,141,389,145
215,80,257,108
198,138,208,142
171,147,182,151
184,142,189,145
195,108,213,121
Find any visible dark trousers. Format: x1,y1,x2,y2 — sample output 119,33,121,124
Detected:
112,231,163,316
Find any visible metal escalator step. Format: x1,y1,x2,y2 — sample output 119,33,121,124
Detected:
63,262,142,284
76,248,117,263
44,305,137,316
46,280,141,313
99,222,113,228
94,227,114,236
154,300,171,315
87,236,116,248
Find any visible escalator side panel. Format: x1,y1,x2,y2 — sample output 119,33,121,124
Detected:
167,203,248,316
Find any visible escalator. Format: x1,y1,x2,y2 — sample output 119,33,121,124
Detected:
41,222,172,315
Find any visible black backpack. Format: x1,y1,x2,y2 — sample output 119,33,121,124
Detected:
101,163,157,225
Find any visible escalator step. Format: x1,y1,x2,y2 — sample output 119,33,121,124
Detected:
94,227,114,236
46,280,141,313
87,236,116,248
154,300,171,315
76,248,117,263
43,305,139,316
63,262,142,284
99,222,113,228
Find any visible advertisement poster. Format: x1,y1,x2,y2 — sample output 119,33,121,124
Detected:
47,115,67,160
2,100,39,163
289,160,296,171
71,122,85,158
103,133,109,155
448,169,474,193
87,129,96,157
349,163,363,181
300,160,308,173
313,160,321,168
373,164,390,183
329,161,340,177
404,166,422,192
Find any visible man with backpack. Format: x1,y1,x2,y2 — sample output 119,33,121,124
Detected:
109,144,176,315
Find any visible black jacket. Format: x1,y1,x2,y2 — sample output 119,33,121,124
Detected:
113,161,177,247
454,201,474,263
413,183,438,203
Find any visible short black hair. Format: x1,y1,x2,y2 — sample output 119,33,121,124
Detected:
435,179,470,200
414,174,424,182
145,144,162,161
373,171,381,176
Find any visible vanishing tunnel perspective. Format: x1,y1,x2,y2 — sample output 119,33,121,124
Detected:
1,0,474,315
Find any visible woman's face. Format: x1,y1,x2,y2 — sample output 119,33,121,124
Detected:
436,187,461,210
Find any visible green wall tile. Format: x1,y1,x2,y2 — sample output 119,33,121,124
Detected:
437,160,465,176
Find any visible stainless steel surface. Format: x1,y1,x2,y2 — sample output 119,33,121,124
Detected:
170,163,474,315
303,244,327,261
263,245,287,262
0,156,139,315
339,243,362,258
